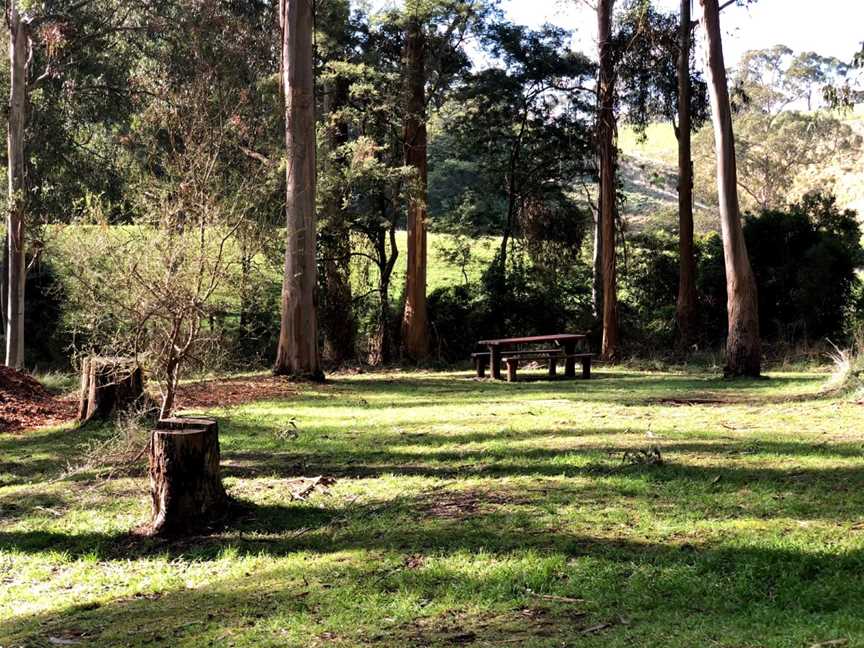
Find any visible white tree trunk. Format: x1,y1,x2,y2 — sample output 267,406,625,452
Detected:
5,3,28,370
274,0,322,380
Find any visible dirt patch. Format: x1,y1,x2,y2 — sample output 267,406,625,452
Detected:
416,488,532,520
380,606,578,646
0,367,76,433
175,374,303,410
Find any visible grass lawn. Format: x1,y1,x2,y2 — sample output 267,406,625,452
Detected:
2,368,864,647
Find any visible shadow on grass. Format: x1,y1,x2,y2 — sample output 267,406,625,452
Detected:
3,444,864,561
312,371,829,409
2,495,864,646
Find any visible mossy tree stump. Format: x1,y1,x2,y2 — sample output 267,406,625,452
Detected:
77,357,145,424
148,417,228,537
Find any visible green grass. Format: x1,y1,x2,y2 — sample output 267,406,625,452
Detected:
2,369,864,647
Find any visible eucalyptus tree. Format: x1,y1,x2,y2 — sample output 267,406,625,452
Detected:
6,0,27,369
596,0,620,361
675,0,697,345
3,0,145,369
615,0,708,346
699,0,761,376
275,0,323,380
788,52,847,111
393,0,487,361
714,45,861,212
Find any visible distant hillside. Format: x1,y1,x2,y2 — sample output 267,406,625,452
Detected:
617,114,864,234
618,123,718,235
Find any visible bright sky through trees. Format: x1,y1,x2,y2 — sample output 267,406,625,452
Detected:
502,0,864,67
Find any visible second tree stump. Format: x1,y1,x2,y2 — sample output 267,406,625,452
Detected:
77,356,145,424
148,417,229,537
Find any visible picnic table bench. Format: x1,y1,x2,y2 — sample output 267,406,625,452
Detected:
473,333,592,381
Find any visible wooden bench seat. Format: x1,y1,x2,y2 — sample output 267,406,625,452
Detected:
501,349,565,382
474,349,563,378
502,352,594,382
563,353,594,379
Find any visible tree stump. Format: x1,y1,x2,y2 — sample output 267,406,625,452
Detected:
77,356,145,424
148,417,228,537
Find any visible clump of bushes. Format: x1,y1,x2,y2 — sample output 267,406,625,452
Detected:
428,248,594,363
745,192,863,341
617,192,864,354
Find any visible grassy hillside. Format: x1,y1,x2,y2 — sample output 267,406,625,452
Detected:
618,112,864,233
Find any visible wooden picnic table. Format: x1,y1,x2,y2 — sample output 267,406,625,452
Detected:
477,333,588,380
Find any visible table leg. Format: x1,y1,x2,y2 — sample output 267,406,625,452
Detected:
490,346,502,380
564,342,576,378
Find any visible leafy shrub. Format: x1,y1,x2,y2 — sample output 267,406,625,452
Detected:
618,231,679,350
613,191,864,354
428,252,594,363
22,260,71,369
744,192,863,341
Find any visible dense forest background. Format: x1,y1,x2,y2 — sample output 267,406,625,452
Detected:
1,0,863,379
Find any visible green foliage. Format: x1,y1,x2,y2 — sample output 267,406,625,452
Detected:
690,45,864,213
20,259,69,370
745,193,864,341
428,251,594,362
615,0,709,138
430,21,595,238
618,230,679,348
620,193,864,350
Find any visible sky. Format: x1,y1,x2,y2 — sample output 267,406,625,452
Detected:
502,0,864,67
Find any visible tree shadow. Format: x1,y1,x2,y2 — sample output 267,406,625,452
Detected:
2,493,864,646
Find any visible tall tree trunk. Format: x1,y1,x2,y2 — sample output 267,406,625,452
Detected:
5,4,27,370
598,0,620,362
675,0,697,348
700,0,761,377
400,11,429,362
275,0,323,381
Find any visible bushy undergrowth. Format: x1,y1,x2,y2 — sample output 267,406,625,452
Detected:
13,194,864,371
614,192,864,355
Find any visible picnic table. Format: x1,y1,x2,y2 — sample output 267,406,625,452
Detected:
474,333,590,381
